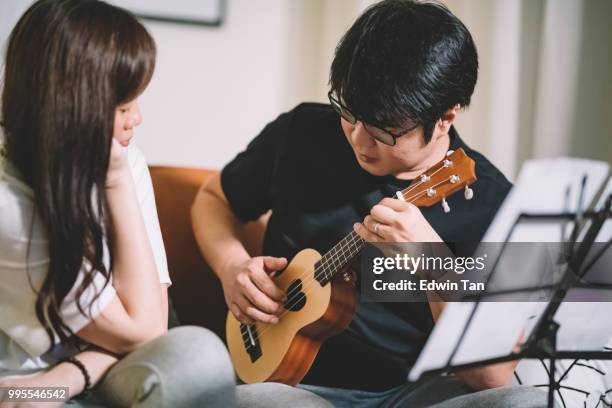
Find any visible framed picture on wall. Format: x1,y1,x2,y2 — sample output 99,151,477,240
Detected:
108,0,226,27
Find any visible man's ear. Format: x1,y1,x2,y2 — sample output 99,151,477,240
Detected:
437,104,461,134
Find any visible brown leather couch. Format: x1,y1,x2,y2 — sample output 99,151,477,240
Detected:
149,166,267,342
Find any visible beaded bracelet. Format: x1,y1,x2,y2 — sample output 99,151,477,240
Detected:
59,356,91,393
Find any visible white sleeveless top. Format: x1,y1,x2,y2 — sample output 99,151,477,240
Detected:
0,143,170,377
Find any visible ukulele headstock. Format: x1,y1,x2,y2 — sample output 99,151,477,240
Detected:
399,148,477,209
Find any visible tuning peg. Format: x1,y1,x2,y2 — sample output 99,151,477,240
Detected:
446,150,455,157
442,198,450,213
464,185,474,200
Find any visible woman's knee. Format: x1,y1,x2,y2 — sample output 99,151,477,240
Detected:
157,326,235,384
99,325,236,407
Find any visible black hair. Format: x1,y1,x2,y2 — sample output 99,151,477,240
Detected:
330,0,478,143
1,0,156,348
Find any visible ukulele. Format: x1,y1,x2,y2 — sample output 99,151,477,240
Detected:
226,148,477,385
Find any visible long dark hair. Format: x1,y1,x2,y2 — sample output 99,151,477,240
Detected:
1,0,156,347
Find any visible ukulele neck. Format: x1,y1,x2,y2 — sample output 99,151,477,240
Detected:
314,231,365,285
312,147,476,286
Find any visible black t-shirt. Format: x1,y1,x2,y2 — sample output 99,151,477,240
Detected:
221,103,512,391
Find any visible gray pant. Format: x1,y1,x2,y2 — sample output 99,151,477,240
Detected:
237,375,551,408
63,326,550,408
67,326,236,408
305,375,552,408
237,383,334,408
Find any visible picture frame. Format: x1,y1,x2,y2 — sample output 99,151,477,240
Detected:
108,0,226,27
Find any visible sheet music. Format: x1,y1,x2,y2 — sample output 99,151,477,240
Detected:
408,302,541,381
409,157,611,381
556,300,612,351
483,157,610,242
408,302,474,381
557,175,612,351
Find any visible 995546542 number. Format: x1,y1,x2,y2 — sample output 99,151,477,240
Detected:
0,387,69,402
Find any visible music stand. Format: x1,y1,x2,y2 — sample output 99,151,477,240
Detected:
408,194,612,408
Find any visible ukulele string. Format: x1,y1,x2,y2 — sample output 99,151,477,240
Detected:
263,160,451,307
239,232,365,343
255,162,450,310
266,175,453,315
243,176,457,347
403,178,450,202
241,231,365,346
243,174,459,348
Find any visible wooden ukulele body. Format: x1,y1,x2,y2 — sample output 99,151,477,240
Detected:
226,248,357,385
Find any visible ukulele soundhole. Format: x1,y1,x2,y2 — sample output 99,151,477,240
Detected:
284,279,307,312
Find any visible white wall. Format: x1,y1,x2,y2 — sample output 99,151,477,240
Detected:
136,0,292,168
2,0,610,174
0,0,32,75
0,1,32,66
0,0,299,169
0,0,34,145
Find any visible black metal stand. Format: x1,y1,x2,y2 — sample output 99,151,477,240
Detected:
527,194,611,408
430,193,612,408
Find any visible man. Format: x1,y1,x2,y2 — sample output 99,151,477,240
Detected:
192,1,548,406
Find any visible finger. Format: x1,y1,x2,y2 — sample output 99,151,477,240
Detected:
379,197,412,211
245,305,280,324
230,302,254,325
110,137,128,159
242,276,283,314
263,256,287,274
363,215,387,238
249,267,285,301
236,295,279,324
363,215,383,231
353,222,381,242
370,203,399,225
363,215,374,231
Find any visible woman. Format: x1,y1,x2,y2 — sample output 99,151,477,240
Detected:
0,1,235,406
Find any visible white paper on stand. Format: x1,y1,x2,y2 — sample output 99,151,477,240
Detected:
408,158,611,382
556,300,612,351
483,157,609,243
408,302,541,381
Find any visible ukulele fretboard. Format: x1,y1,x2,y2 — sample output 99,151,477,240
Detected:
314,231,365,285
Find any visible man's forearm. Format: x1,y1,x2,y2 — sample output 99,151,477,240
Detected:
456,361,518,390
191,188,250,281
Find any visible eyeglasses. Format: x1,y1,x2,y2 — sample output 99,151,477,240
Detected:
328,91,414,146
